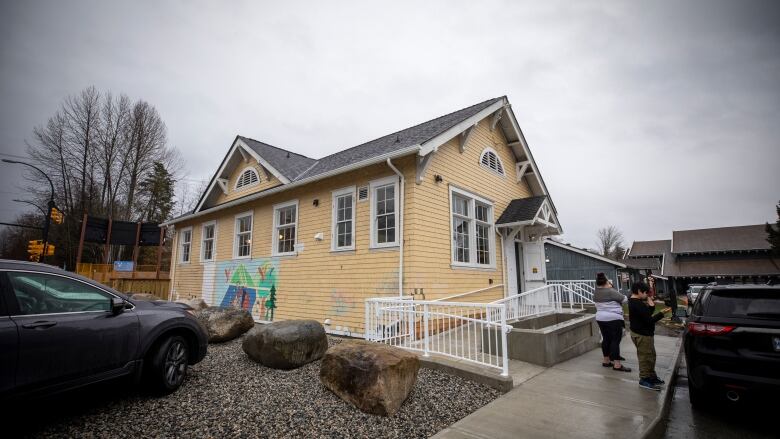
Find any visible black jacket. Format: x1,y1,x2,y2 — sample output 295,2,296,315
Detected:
628,298,664,336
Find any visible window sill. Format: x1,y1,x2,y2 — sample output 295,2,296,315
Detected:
272,252,297,258
450,263,497,272
233,255,252,260
330,248,356,254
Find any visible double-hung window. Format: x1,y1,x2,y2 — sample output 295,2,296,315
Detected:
450,187,495,268
234,212,253,258
369,176,399,248
332,187,355,251
273,200,298,256
179,227,192,263
201,221,216,262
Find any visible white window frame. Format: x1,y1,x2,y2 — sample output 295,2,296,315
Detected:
179,227,192,264
234,166,261,191
369,176,399,249
479,147,506,177
272,200,299,257
449,186,496,269
331,186,356,251
200,220,217,262
233,211,253,259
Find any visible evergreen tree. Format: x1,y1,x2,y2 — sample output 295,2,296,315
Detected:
138,161,176,223
766,200,780,255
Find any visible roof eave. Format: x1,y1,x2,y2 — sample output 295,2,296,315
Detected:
162,144,421,226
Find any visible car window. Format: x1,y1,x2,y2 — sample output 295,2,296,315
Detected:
8,272,112,315
691,288,711,316
705,289,780,318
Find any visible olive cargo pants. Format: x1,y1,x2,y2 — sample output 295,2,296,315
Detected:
630,332,657,379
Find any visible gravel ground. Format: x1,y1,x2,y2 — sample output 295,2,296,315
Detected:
11,336,500,439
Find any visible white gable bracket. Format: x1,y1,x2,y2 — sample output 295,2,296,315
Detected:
459,124,477,153
216,178,229,195
238,147,250,163
416,153,434,184
418,100,506,156
516,161,530,183
491,105,508,131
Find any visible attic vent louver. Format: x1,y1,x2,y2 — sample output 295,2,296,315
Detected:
358,186,369,202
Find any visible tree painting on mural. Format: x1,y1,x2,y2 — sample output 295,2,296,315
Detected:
215,259,278,320
264,284,276,321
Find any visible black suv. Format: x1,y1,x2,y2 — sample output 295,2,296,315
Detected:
0,260,208,399
683,284,780,406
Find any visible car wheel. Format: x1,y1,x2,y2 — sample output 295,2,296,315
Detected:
687,370,710,410
147,335,189,395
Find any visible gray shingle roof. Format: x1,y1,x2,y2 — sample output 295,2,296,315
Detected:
496,196,548,225
292,97,504,181
628,240,671,257
238,136,316,182
193,97,506,214
672,224,773,253
622,257,662,270
671,257,780,277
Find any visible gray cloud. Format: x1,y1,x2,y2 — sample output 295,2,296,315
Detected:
1,0,778,249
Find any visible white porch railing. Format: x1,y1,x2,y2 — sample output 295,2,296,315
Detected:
491,284,563,322
365,297,511,376
364,284,596,377
546,280,597,305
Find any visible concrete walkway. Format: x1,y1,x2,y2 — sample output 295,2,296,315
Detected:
433,334,682,439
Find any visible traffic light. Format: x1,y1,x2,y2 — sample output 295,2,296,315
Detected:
27,240,54,258
50,207,64,224
28,240,43,255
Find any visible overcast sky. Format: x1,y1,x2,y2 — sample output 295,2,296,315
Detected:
1,0,778,250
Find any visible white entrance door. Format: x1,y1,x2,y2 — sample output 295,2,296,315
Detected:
521,241,546,291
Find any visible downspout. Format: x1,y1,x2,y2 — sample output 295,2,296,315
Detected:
386,158,405,297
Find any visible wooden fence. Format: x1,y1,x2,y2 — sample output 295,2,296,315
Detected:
76,263,170,298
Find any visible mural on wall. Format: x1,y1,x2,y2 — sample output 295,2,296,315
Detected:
202,259,279,321
330,290,355,316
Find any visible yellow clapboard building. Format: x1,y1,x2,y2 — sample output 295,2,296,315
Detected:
164,97,562,336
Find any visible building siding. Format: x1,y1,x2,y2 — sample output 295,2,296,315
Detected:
170,117,537,334
544,243,620,284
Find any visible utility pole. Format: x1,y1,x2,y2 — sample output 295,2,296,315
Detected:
2,159,56,264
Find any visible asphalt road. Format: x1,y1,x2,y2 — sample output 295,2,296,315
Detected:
663,357,776,439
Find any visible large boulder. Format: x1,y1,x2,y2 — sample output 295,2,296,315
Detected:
196,306,254,343
178,298,208,310
319,341,419,416
242,320,328,369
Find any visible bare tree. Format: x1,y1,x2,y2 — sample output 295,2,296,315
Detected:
124,101,168,220
96,93,131,218
596,226,625,259
20,87,182,267
175,179,209,216
62,86,101,215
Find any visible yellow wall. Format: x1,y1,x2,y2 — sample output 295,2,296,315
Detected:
405,119,533,301
215,162,283,205
171,118,535,334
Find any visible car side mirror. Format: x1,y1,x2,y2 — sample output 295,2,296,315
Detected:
111,297,126,315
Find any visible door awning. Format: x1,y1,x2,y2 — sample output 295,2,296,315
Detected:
496,196,561,235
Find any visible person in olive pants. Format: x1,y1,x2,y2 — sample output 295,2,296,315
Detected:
628,282,671,391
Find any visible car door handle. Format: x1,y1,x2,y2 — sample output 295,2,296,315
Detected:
22,321,58,329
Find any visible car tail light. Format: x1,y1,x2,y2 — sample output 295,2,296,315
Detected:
687,322,736,336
